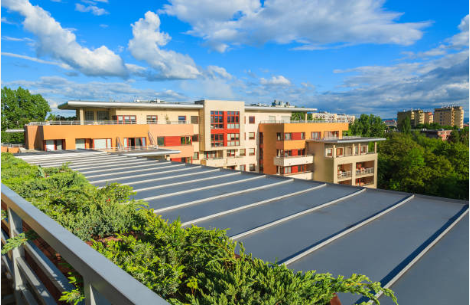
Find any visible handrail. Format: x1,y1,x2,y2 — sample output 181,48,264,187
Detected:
1,184,168,305
26,120,190,126
260,119,350,124
274,154,314,159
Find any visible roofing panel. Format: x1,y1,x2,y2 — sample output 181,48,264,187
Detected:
160,179,321,223
287,196,467,305
195,184,359,237
146,176,287,210
238,190,409,264
379,214,469,305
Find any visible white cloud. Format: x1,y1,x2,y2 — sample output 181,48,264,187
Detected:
128,11,201,79
1,17,16,24
2,36,34,42
3,0,127,77
206,65,232,79
161,0,430,52
99,24,108,28
2,52,72,69
4,76,188,103
75,3,108,16
260,75,291,86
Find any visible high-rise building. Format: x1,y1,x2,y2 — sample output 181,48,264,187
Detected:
424,112,433,124
434,106,464,129
23,99,383,187
397,109,425,128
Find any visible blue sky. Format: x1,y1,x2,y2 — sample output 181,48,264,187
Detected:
1,0,469,119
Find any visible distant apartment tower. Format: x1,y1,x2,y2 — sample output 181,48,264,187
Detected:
434,106,464,129
424,111,433,124
397,109,425,128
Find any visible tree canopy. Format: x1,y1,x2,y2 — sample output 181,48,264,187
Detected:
349,114,386,137
1,87,50,143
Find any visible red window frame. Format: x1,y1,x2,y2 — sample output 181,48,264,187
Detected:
227,111,240,129
192,134,199,142
211,134,224,147
147,115,158,123
227,133,240,146
211,111,224,129
248,132,255,140
227,149,236,157
249,116,255,124
116,115,136,124
249,148,255,156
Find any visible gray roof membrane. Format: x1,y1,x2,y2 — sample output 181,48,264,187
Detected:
17,150,469,305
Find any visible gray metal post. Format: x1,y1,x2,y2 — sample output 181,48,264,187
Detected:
8,207,26,305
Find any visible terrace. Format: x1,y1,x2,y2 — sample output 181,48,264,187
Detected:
2,150,469,305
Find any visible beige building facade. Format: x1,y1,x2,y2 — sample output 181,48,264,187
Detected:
434,106,464,128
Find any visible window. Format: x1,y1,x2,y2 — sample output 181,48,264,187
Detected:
75,139,86,149
259,132,263,144
227,133,240,146
249,164,256,171
326,148,333,157
249,116,255,124
240,149,246,156
191,116,199,124
277,133,282,141
97,111,109,120
205,151,216,159
227,149,236,157
93,138,111,149
284,133,292,140
297,165,306,172
45,140,64,151
193,152,199,159
192,135,199,142
325,131,339,139
85,111,94,121
336,147,344,157
284,150,292,157
147,115,158,124
297,149,305,156
311,132,321,140
259,148,263,159
117,115,136,124
249,132,255,140
227,111,240,129
211,111,224,129
211,134,224,147
178,116,186,124
157,137,165,146
300,132,305,140
240,165,246,171
355,145,359,155
249,148,255,156
181,136,192,145
361,145,368,154
124,137,146,147
282,166,292,174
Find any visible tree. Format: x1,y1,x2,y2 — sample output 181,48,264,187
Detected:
349,114,386,137
399,116,411,134
1,87,51,143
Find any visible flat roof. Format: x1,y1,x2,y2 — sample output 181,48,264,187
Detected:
308,137,387,144
59,100,317,112
16,150,469,304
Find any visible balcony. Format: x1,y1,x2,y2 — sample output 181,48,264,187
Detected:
201,157,225,167
356,167,374,177
1,185,167,305
337,171,352,180
273,155,314,167
278,171,313,180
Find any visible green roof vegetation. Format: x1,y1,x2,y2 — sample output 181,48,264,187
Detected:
1,153,397,304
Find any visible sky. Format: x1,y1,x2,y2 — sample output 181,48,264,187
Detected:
1,0,469,119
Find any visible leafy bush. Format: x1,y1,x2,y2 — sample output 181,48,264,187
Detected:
1,153,397,304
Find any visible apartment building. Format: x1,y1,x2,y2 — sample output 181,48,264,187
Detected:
434,106,464,129
424,111,433,124
23,99,383,187
259,122,384,187
311,112,356,123
397,109,426,128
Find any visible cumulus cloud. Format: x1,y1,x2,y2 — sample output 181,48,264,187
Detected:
2,0,127,77
2,36,34,42
128,11,201,80
161,0,430,52
75,3,108,16
260,75,291,86
206,66,232,79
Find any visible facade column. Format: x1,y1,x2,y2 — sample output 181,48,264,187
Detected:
332,144,336,158
79,108,85,125
374,142,377,153
352,161,357,186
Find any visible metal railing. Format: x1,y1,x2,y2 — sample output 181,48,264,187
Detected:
1,184,168,305
27,120,190,126
337,171,352,179
356,167,374,176
261,118,350,124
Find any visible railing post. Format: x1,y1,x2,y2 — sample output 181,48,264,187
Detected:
8,207,26,305
84,279,97,305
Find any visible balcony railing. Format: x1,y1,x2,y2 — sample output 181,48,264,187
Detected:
337,171,352,179
27,120,189,126
261,119,349,124
1,184,168,305
356,167,374,176
274,155,314,167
